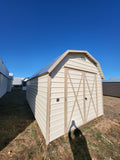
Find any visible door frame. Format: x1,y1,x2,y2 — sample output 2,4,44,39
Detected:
64,67,98,133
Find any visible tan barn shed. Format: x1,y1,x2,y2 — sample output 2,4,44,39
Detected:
26,50,104,144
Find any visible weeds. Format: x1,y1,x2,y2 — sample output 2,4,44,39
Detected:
96,132,102,140
31,125,37,138
81,124,90,131
90,143,98,148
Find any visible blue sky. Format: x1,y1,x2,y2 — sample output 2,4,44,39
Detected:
0,0,120,79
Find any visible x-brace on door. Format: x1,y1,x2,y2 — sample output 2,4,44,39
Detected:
64,67,98,133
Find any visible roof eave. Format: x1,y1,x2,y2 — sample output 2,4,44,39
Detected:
28,71,49,81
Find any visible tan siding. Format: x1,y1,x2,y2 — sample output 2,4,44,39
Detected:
97,74,103,116
26,74,48,140
50,53,103,142
64,54,98,73
50,67,64,142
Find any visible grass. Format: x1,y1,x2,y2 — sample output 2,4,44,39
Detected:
81,123,90,132
96,131,102,140
90,143,98,148
31,125,37,138
0,89,34,151
0,91,120,160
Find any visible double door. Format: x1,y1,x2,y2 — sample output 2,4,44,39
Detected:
64,68,98,132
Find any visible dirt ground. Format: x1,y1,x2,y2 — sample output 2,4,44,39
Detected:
0,90,120,160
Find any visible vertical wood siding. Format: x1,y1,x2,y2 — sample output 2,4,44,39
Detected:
50,53,103,142
26,74,48,140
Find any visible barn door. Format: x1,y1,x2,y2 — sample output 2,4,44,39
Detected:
84,72,98,122
64,68,98,133
64,68,84,133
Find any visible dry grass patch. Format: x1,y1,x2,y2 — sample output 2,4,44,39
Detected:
0,91,120,160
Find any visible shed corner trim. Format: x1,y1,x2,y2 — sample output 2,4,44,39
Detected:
46,74,51,145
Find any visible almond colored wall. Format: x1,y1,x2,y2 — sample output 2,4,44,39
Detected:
50,54,103,142
26,53,103,144
26,74,48,140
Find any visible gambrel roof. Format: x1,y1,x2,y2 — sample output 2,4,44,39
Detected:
29,50,104,80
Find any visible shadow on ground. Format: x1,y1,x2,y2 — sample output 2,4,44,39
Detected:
68,120,91,160
0,89,34,151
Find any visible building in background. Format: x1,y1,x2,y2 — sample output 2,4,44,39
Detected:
0,58,13,98
12,77,24,89
22,77,29,90
102,78,120,97
7,73,14,92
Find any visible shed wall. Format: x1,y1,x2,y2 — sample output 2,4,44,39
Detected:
26,74,48,139
50,54,103,142
65,53,98,73
97,74,103,116
0,59,9,77
0,58,11,98
0,74,8,98
103,82,120,97
50,67,65,141
7,79,12,92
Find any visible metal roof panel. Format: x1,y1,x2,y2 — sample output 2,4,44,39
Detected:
29,57,59,80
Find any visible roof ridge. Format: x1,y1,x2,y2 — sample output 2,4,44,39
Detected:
28,50,104,80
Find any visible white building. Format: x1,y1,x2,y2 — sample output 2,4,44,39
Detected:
0,58,13,98
12,77,24,88
22,78,29,90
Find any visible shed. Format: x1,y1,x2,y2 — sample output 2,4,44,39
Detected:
0,58,13,98
12,77,24,88
26,50,104,144
7,73,13,92
22,78,29,90
103,78,120,97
